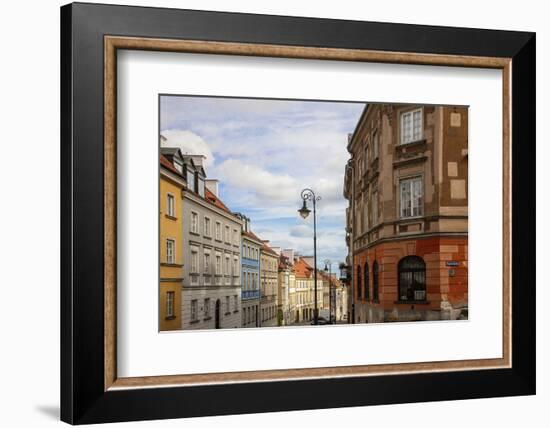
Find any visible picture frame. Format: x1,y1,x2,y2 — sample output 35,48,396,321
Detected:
60,2,535,424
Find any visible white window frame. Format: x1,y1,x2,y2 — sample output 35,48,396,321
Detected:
204,252,210,274
400,176,424,218
166,193,175,217
204,216,211,237
190,211,199,234
190,247,199,273
215,221,222,240
215,254,222,274
165,291,175,318
225,225,230,243
400,108,423,145
166,238,175,264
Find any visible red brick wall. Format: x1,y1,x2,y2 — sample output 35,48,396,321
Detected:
354,236,468,313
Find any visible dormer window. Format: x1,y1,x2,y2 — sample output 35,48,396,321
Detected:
186,168,196,192
198,177,205,197
173,159,183,174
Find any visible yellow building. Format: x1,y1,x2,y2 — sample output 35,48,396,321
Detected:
159,152,186,331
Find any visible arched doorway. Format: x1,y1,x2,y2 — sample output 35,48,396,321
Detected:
356,265,362,299
215,299,221,329
373,261,379,302
398,256,426,302
364,262,370,300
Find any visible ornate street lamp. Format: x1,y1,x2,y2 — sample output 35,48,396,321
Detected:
324,259,333,324
298,188,321,325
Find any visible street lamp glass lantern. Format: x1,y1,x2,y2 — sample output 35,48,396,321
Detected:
298,200,310,219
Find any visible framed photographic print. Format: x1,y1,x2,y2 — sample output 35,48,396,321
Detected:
60,2,536,424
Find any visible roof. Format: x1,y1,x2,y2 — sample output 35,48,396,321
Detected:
242,229,263,243
261,242,278,257
160,154,183,177
204,187,232,214
294,258,313,278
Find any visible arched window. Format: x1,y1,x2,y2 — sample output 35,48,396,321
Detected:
398,256,426,302
356,265,362,299
372,261,379,302
364,262,370,300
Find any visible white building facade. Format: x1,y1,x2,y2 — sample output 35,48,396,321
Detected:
179,154,242,330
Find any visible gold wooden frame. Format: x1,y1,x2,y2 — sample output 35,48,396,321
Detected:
104,35,512,391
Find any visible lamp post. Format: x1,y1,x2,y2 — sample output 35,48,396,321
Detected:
298,188,321,325
324,259,333,324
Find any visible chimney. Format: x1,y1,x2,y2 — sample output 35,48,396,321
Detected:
205,179,219,197
188,154,206,168
282,249,294,264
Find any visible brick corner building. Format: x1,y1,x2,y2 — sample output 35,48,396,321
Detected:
344,104,468,323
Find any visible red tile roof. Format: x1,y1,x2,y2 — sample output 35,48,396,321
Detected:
294,258,313,278
242,229,263,243
205,187,232,214
160,154,182,176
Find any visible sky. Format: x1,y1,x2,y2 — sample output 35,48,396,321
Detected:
160,95,365,269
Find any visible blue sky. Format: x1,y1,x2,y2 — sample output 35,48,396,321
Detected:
160,95,365,268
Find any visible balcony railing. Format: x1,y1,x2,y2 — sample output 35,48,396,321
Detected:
241,290,260,300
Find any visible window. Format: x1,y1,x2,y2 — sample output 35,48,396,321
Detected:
215,222,221,240
226,296,230,313
204,252,210,273
215,255,221,274
187,168,195,192
166,239,175,264
364,262,370,300
204,217,211,237
373,261,379,302
373,131,379,159
165,291,175,318
364,146,369,170
233,258,238,276
233,229,239,245
233,295,238,312
372,191,378,225
190,248,198,273
204,298,210,318
191,300,198,321
191,212,199,233
225,256,230,275
166,194,175,217
398,256,426,301
197,177,205,197
401,108,423,144
400,177,423,218
356,265,362,299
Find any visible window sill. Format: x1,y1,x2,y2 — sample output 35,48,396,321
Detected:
233,310,239,313
225,312,231,316
190,319,200,324
397,138,427,148
164,315,176,321
394,300,430,305
164,214,177,220
203,316,212,321
189,231,200,237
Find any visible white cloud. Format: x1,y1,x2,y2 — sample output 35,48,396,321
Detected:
215,159,298,203
161,129,215,168
289,224,312,238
